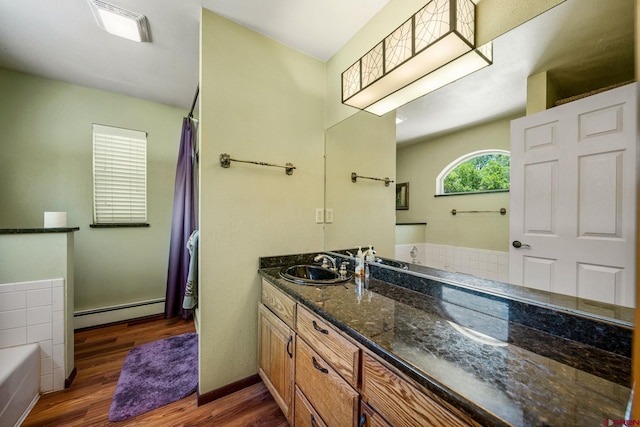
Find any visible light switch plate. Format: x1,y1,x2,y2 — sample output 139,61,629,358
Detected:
325,209,334,223
315,208,324,224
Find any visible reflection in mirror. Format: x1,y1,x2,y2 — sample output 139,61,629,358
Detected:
324,0,635,322
324,111,396,257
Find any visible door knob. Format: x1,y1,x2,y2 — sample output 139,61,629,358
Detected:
512,240,531,249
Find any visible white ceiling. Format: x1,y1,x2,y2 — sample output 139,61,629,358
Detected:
0,0,387,110
0,0,634,143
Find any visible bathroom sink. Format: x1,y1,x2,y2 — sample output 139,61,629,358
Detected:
279,265,351,285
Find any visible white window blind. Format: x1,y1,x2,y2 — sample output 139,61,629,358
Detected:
92,124,147,224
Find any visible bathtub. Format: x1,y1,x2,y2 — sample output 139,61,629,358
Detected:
0,344,40,427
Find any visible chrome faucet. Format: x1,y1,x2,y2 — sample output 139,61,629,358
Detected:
314,254,337,271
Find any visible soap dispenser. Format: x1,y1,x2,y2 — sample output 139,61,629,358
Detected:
364,245,376,278
355,246,364,277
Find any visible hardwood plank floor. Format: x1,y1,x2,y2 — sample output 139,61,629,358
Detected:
22,316,289,426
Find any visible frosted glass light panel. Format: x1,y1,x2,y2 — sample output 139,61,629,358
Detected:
342,0,479,115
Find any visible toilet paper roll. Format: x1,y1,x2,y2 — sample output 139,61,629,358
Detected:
44,212,67,228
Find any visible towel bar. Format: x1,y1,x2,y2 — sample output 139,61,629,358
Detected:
351,172,393,186
220,153,295,175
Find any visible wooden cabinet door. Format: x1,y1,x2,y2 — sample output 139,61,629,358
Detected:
258,303,295,422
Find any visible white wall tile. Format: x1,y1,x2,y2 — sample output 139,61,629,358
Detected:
53,319,64,345
27,288,52,308
0,278,69,393
0,291,26,311
53,367,65,391
53,343,64,369
28,305,53,326
416,243,510,282
40,339,53,358
27,322,52,342
40,373,53,393
0,327,26,348
15,280,47,291
52,287,64,311
0,283,16,293
0,308,26,330
41,356,53,376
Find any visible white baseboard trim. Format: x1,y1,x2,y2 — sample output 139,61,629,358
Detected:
74,299,165,329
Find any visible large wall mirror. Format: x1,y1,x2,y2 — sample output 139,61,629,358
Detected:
324,0,635,320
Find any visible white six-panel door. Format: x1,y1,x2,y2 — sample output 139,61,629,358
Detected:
509,83,638,308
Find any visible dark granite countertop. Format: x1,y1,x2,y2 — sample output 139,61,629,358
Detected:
0,227,80,234
258,255,631,427
328,249,634,326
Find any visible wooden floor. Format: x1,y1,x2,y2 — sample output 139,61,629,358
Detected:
23,316,289,426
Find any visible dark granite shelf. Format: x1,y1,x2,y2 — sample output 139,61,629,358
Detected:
0,227,80,234
259,252,631,427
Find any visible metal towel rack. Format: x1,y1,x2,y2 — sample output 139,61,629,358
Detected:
351,172,394,187
451,208,507,216
219,153,296,175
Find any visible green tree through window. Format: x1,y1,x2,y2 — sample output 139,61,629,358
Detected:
443,154,510,194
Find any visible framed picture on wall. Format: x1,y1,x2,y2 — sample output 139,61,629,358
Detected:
396,182,409,210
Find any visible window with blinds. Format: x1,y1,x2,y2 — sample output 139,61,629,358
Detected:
92,124,148,225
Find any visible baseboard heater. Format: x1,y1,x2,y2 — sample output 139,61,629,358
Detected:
74,298,165,329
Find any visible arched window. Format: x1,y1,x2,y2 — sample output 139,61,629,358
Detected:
436,149,510,195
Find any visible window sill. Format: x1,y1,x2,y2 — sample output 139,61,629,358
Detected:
90,223,150,228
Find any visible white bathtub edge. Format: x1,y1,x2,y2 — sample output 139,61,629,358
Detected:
14,393,39,427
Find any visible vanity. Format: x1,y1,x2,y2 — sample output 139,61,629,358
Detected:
258,252,632,427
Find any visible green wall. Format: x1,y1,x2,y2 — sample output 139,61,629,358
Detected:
396,114,521,252
199,9,326,394
0,68,186,311
325,111,396,258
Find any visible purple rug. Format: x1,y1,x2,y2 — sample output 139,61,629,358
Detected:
108,332,198,422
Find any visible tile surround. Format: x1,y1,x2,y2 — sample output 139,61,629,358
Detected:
0,278,65,393
396,243,509,282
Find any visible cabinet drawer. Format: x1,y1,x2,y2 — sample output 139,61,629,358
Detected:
296,338,359,427
262,279,296,328
360,402,392,427
296,305,359,387
295,385,328,427
362,353,470,427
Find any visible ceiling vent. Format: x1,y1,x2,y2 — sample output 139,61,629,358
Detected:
87,0,151,42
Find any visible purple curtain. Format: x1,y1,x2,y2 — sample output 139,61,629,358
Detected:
165,117,196,319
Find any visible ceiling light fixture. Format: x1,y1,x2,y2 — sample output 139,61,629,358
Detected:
87,0,151,42
342,0,492,116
